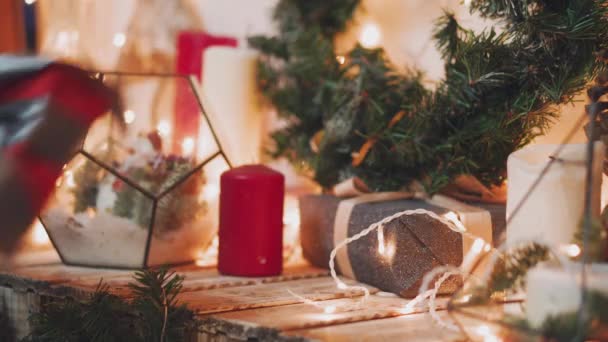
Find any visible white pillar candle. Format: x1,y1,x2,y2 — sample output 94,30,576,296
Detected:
201,46,263,166
507,143,605,247
526,264,608,328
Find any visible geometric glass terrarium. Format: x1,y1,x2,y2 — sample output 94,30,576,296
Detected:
40,71,230,268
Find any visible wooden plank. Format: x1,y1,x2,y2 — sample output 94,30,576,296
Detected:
67,264,328,296
286,311,462,342
6,263,130,285
182,277,377,315
198,294,450,340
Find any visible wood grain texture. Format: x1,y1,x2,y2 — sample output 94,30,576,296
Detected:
286,311,462,342
182,277,377,315
1,252,493,342
201,295,448,331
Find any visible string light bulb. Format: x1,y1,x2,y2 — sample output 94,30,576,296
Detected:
181,137,195,157
31,220,50,246
157,120,171,137
359,22,382,48
323,306,337,314
113,33,126,47
560,243,581,258
124,110,136,124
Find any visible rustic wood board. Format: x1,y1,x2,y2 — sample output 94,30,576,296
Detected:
6,263,130,284
200,294,450,332
1,251,503,342
182,277,377,315
286,311,462,342
70,264,328,294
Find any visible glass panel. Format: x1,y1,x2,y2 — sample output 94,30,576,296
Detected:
82,73,220,196
40,153,151,268
146,154,228,266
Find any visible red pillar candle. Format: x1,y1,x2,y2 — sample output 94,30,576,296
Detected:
218,165,285,276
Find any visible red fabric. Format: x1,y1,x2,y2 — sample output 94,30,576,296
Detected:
4,143,62,214
0,64,115,126
0,62,116,214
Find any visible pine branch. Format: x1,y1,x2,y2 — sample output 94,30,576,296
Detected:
25,268,195,342
252,0,608,193
489,243,549,294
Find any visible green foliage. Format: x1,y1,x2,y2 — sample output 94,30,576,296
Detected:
72,159,100,213
129,269,195,342
251,0,608,193
489,243,549,293
112,157,207,231
24,268,195,342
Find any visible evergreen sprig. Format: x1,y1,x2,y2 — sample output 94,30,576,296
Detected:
488,243,549,293
251,0,608,193
24,268,195,342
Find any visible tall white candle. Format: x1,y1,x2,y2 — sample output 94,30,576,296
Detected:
201,46,262,166
507,143,604,247
526,264,608,328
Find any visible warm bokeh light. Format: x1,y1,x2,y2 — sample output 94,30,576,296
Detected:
560,243,581,258
474,325,501,342
31,220,50,247
181,137,195,157
64,170,76,189
323,305,336,314
157,120,172,137
112,33,126,47
283,195,302,264
124,110,136,124
359,22,382,48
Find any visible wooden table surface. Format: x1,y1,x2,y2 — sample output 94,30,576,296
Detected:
1,250,481,341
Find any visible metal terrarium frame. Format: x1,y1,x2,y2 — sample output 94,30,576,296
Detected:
39,70,233,269
446,99,603,339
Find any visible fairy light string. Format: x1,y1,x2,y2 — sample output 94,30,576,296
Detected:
289,202,493,323
289,110,588,328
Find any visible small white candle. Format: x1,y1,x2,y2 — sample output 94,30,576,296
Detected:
526,264,608,328
507,143,605,247
201,47,263,166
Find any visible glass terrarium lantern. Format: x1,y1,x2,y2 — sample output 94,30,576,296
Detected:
40,71,230,268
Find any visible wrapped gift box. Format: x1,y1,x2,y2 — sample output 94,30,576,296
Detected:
299,194,506,297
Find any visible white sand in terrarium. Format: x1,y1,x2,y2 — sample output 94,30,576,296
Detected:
43,207,215,268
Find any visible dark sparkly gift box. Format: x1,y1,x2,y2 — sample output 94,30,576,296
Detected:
299,194,506,297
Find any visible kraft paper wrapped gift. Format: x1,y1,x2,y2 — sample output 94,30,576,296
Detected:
299,193,506,297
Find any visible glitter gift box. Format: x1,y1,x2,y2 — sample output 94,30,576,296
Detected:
299,194,506,297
